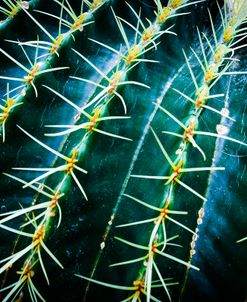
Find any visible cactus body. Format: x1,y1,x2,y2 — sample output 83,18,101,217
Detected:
0,1,246,301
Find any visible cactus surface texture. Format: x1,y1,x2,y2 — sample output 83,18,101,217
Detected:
0,0,246,301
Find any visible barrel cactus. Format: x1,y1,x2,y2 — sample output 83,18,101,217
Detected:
0,0,246,301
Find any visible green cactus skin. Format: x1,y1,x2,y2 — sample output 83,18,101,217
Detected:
0,0,246,301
